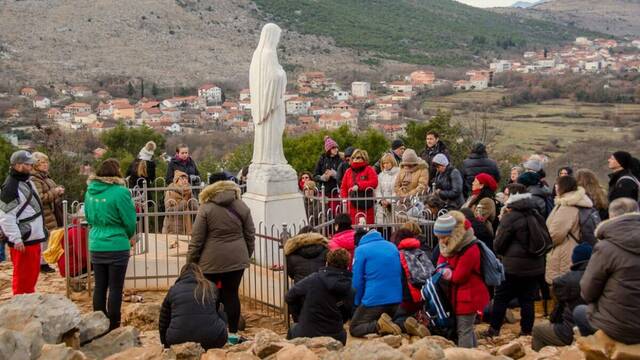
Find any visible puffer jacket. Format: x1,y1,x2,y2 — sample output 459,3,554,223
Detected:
581,213,640,344
314,153,343,196
527,183,553,217
159,271,227,349
165,156,200,186
285,232,329,283
30,170,62,231
394,162,429,198
329,229,355,263
434,166,464,209
494,193,546,277
162,170,197,235
545,187,593,284
608,169,639,203
187,181,255,274
376,167,399,224
461,153,500,196
551,260,587,345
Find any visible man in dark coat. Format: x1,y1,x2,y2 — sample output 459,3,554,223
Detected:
419,131,450,184
461,143,500,197
574,198,640,344
165,144,201,186
485,191,546,338
607,151,639,203
374,139,405,174
285,248,353,344
284,232,329,283
532,243,592,351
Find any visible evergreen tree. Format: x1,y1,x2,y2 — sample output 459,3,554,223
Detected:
127,82,135,98
151,83,159,97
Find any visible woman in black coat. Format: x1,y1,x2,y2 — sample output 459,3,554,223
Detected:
284,232,329,283
159,263,228,349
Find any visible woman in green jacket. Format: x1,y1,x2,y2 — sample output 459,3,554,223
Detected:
84,159,137,331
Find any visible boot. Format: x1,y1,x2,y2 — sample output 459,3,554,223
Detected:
404,317,430,338
377,313,401,336
40,264,55,274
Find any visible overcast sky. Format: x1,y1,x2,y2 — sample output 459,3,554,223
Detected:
455,0,519,8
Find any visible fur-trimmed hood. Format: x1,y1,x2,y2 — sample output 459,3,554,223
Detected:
555,187,593,208
87,175,127,186
439,210,475,258
595,212,640,255
199,180,241,206
284,232,328,256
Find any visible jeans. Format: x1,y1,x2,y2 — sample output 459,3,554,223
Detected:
93,262,128,330
0,241,5,262
573,305,597,336
205,270,244,333
349,304,398,337
532,320,570,351
490,273,539,334
457,314,477,348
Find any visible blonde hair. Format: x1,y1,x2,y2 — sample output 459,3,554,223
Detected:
32,152,49,167
400,220,423,236
351,149,369,164
135,160,148,178
380,153,398,169
575,168,608,210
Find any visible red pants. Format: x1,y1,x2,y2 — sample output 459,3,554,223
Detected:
10,244,41,295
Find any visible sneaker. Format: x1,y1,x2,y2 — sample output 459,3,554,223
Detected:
40,264,55,274
480,327,499,338
227,333,248,345
505,309,517,324
377,313,402,336
404,316,430,338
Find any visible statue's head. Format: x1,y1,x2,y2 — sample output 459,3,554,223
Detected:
260,23,281,50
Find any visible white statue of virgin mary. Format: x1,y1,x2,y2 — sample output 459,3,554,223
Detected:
249,23,288,165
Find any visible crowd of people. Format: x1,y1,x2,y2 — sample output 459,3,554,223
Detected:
1,133,640,350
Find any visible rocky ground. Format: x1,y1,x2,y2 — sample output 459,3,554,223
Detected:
2,260,636,360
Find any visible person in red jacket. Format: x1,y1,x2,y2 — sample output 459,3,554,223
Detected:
340,149,378,225
328,213,356,266
434,211,489,348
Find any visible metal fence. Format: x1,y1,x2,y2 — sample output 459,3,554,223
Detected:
60,180,444,323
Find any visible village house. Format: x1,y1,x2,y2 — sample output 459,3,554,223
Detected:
297,71,328,90
69,85,93,98
230,121,253,135
32,96,51,109
333,90,350,101
74,112,98,125
47,108,61,120
141,108,162,124
490,60,512,73
161,108,182,123
166,123,183,134
370,123,406,138
136,99,161,113
388,81,413,94
96,102,113,118
331,101,351,111
409,70,436,87
202,106,225,121
239,89,251,101
198,83,223,104
96,90,111,99
318,110,358,131
4,108,20,118
113,102,135,121
20,87,37,97
351,81,371,98
286,97,312,115
64,102,92,115
222,101,239,111
239,100,252,112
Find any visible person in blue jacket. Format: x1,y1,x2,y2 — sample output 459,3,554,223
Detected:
349,230,403,337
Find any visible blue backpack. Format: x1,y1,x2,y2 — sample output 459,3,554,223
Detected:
421,263,456,332
473,240,505,287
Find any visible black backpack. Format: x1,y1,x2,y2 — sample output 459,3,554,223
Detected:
568,207,601,246
525,209,553,257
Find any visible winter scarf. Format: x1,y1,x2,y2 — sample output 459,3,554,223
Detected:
1,169,31,204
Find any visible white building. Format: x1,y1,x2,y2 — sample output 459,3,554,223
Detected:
239,89,251,101
333,90,350,101
490,60,512,73
166,123,182,134
575,37,593,46
285,97,312,115
198,84,222,104
32,96,51,109
388,82,413,94
351,82,371,98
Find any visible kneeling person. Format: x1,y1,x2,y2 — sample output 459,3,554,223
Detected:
285,249,353,345
159,263,228,349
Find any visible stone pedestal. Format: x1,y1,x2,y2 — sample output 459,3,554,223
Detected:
243,163,307,266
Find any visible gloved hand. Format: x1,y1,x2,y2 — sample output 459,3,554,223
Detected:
440,267,453,281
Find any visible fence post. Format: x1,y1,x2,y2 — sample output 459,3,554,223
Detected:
62,200,70,298
320,186,326,236
280,223,291,330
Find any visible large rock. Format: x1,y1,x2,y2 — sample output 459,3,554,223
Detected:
0,327,32,360
201,349,227,360
104,344,165,360
426,336,457,349
341,341,409,360
81,326,141,359
443,348,508,360
577,330,640,360
227,353,260,360
274,345,318,360
252,329,290,358
399,337,445,360
378,335,403,349
288,337,343,352
78,312,110,344
497,341,526,359
37,344,87,360
0,294,81,344
168,342,205,359
121,303,161,331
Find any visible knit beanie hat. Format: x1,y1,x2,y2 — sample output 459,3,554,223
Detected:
517,171,541,186
401,149,420,166
391,139,405,150
523,159,543,173
475,173,498,192
324,136,338,153
432,153,449,167
572,242,593,264
434,214,457,236
613,151,632,170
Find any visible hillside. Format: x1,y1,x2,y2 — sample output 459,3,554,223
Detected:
0,0,373,87
252,0,599,65
493,0,640,37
